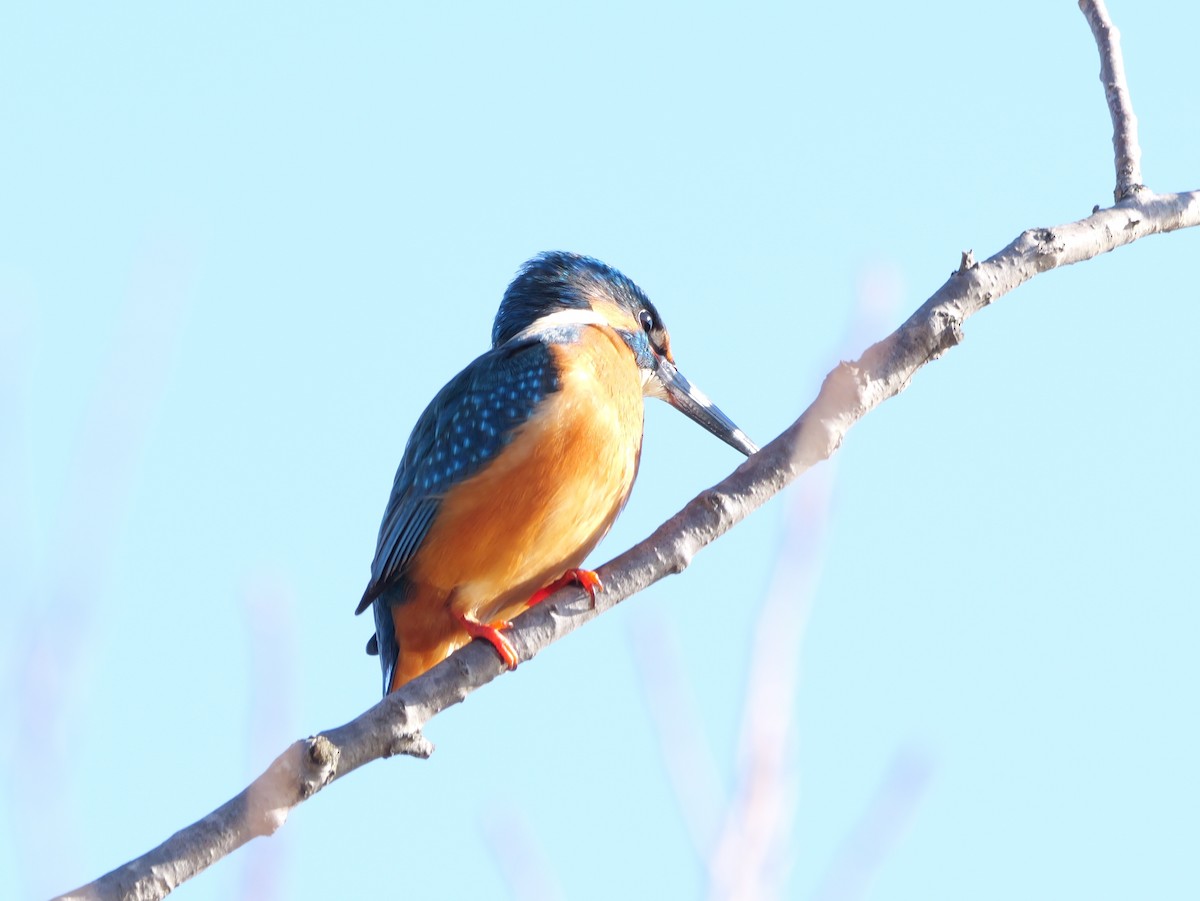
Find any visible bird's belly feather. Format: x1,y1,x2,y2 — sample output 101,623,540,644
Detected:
392,329,644,682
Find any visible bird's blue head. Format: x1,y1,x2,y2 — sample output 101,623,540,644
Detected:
492,251,662,349
490,251,758,456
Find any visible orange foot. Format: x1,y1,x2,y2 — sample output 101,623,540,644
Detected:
525,568,603,609
453,610,519,670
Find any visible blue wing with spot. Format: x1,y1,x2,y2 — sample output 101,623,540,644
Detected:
357,337,561,618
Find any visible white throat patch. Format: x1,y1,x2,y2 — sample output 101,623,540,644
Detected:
510,308,609,342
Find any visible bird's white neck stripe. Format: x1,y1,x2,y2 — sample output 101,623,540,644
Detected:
511,308,608,342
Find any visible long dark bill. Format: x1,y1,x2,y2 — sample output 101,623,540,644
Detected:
656,358,759,456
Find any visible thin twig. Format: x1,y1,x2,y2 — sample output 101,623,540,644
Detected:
707,480,823,901
481,809,565,901
630,615,726,861
810,750,933,901
18,242,189,899
1079,0,1144,200
706,263,897,901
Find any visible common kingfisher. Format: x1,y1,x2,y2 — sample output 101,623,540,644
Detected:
357,251,758,695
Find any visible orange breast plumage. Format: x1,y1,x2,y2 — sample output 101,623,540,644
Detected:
371,321,645,690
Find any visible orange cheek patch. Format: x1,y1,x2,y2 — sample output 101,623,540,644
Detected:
589,297,641,334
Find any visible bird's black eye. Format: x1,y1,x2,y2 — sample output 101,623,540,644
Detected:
638,309,654,333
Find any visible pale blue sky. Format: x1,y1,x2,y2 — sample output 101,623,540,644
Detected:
4,3,1199,899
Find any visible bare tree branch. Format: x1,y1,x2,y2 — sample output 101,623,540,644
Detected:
810,750,934,901
1080,0,1144,201
707,480,822,901
53,6,1200,900
58,195,1200,901
705,270,895,901
631,615,727,861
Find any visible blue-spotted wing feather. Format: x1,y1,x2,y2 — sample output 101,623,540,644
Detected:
357,337,561,618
